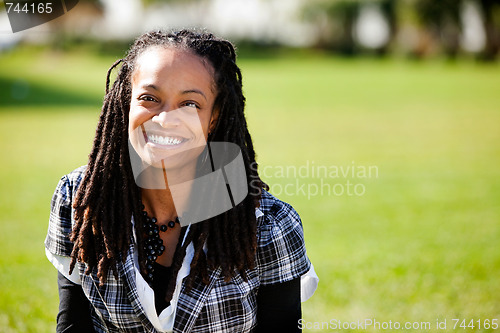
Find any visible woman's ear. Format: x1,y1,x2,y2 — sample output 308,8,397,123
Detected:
209,107,220,135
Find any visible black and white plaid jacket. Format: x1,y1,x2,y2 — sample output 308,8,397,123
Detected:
45,166,313,332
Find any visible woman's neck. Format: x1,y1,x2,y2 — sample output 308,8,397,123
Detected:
139,164,196,223
141,187,177,222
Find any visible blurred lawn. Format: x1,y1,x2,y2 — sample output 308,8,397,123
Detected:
0,47,499,332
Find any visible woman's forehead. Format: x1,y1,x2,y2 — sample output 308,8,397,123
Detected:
132,46,216,91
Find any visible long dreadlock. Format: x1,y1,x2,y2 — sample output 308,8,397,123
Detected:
69,30,268,301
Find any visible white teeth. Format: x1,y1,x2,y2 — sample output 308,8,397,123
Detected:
148,134,183,146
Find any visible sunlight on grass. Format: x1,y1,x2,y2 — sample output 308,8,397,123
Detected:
1,48,499,332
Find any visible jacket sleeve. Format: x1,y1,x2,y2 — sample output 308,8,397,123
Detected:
256,276,302,332
256,198,311,286
45,174,75,258
45,168,85,284
57,272,95,333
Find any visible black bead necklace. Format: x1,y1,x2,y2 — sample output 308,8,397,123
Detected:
141,206,180,284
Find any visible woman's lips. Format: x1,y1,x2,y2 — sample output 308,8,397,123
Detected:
140,124,191,147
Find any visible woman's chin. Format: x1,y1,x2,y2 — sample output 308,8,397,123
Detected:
145,145,205,168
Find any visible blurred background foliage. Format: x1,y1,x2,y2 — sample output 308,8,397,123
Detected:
1,0,500,60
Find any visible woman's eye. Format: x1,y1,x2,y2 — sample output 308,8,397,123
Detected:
184,101,199,109
139,95,157,102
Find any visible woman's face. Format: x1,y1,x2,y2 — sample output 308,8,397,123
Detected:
128,46,217,171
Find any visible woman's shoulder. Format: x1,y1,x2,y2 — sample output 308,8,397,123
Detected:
53,165,87,199
61,165,87,188
255,190,311,284
256,190,301,236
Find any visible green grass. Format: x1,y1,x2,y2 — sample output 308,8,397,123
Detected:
1,47,499,332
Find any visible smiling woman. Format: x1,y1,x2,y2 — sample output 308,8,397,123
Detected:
128,47,215,174
44,29,318,333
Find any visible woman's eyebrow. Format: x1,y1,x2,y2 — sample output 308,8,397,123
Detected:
139,84,207,101
141,83,160,91
182,89,207,101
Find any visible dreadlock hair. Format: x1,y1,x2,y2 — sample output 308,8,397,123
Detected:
69,29,268,301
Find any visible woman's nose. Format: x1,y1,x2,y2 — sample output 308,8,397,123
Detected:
152,107,181,128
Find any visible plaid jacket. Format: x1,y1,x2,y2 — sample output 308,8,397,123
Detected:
45,166,312,332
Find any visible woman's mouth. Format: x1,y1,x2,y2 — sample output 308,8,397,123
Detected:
147,134,186,146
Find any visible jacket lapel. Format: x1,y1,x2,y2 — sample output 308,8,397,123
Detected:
117,243,160,332
174,266,222,332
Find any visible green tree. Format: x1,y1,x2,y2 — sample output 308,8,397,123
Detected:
302,0,397,55
478,0,500,60
414,0,462,58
